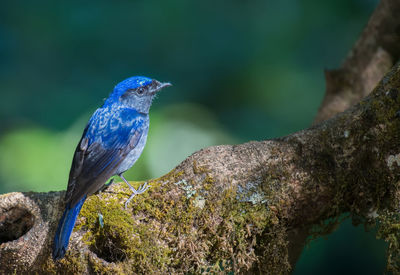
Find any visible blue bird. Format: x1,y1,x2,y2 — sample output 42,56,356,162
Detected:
52,76,171,260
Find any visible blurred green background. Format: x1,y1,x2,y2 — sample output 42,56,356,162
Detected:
0,0,387,273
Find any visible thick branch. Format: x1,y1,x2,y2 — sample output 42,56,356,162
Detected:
314,0,400,123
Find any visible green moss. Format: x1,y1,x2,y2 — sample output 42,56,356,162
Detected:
192,159,209,174
38,247,88,274
377,210,400,273
76,182,173,273
102,165,286,273
39,258,58,275
299,84,400,271
38,164,286,273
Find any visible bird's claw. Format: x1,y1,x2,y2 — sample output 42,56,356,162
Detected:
124,182,151,210
136,182,150,194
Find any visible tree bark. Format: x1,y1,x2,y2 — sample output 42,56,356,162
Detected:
314,0,400,123
1,0,400,274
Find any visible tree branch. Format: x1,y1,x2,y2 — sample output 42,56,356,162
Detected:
1,0,400,273
314,0,400,123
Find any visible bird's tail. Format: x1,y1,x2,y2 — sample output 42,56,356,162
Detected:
52,196,86,260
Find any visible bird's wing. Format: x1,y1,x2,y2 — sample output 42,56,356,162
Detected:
65,107,147,206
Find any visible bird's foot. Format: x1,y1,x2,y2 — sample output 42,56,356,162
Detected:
124,182,151,210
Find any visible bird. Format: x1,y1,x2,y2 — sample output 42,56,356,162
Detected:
52,76,171,260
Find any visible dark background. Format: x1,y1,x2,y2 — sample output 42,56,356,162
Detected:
0,0,387,273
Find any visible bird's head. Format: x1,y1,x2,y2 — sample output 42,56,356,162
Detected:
104,76,171,113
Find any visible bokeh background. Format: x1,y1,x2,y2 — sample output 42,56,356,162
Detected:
0,0,387,273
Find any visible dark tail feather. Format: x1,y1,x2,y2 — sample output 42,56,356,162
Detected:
52,196,86,260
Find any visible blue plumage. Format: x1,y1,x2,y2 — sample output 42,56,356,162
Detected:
52,197,86,260
104,76,153,106
52,76,171,260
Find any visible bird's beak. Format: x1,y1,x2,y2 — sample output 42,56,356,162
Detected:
150,80,172,95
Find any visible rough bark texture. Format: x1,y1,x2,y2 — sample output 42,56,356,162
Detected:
1,0,400,274
314,0,400,123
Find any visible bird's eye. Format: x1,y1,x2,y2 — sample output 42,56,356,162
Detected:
136,87,145,95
